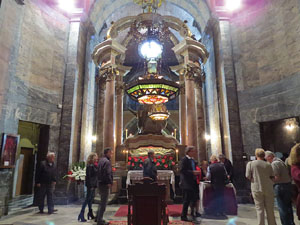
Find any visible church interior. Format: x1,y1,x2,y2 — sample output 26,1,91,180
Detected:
0,0,300,224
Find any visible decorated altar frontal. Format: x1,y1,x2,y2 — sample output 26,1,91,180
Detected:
126,170,175,203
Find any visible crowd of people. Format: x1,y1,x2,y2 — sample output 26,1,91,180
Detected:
246,144,300,225
34,143,300,225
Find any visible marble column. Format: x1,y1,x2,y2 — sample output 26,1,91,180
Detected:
179,73,187,145
185,69,198,156
96,77,106,157
195,76,206,161
103,68,116,165
115,75,123,160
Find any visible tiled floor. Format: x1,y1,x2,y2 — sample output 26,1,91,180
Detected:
0,204,299,225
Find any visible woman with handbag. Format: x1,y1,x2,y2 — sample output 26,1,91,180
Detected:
78,153,98,222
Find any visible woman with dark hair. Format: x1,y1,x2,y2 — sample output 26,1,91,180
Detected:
78,152,98,222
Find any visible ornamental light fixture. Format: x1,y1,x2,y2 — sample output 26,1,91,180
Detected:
139,40,163,59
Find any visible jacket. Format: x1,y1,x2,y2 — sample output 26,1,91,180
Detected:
85,164,98,188
98,156,113,185
180,156,197,190
35,160,56,184
143,157,157,181
208,162,227,190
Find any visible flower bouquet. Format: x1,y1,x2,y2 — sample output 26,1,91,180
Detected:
128,155,175,170
63,161,86,183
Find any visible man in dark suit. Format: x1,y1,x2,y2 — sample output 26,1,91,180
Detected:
180,146,200,221
143,150,157,181
35,152,57,214
207,155,228,219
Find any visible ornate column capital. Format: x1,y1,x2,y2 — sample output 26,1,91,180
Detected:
97,66,119,82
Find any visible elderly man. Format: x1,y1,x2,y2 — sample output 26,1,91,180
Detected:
35,152,57,214
246,148,276,225
265,151,295,225
143,150,157,181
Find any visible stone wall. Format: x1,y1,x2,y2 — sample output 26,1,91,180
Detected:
0,0,69,214
0,169,13,217
230,0,300,155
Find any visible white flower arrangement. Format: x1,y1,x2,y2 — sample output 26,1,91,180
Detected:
64,162,86,182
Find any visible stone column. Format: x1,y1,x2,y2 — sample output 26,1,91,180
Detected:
115,75,123,161
185,68,198,155
96,76,106,157
179,73,187,145
195,75,206,161
102,67,117,165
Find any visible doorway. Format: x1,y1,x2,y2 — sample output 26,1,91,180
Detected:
260,117,300,158
16,121,49,196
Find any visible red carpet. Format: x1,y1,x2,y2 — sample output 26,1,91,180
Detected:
109,221,193,225
114,205,182,217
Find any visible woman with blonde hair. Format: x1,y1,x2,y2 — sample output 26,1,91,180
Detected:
289,143,300,220
78,152,98,222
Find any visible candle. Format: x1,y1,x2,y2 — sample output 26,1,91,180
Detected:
175,149,179,162
126,150,129,163
125,129,128,139
174,129,177,139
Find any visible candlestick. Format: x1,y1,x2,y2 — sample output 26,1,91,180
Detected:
174,129,177,139
126,150,129,163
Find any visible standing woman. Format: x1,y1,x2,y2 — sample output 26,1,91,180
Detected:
289,143,300,220
78,152,98,222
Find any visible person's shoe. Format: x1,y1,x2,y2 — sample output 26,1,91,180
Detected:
78,211,87,222
181,216,191,222
38,210,44,214
194,212,201,217
48,210,57,214
87,209,95,220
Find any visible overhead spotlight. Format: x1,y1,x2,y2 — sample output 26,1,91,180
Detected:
58,0,76,13
225,0,242,11
286,124,295,131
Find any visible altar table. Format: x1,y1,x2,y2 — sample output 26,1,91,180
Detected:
199,182,237,215
126,170,175,202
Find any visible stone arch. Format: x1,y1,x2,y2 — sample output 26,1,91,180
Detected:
89,0,211,36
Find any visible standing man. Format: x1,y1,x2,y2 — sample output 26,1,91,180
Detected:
143,150,157,181
246,148,276,225
180,146,199,222
206,155,227,219
265,151,295,225
97,147,113,225
35,152,57,214
218,154,233,182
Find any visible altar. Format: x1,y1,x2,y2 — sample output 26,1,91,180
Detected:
126,170,175,203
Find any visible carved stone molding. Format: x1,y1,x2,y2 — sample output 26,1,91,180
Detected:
98,66,119,81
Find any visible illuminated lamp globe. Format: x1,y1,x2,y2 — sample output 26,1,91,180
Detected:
139,40,163,59
149,112,170,121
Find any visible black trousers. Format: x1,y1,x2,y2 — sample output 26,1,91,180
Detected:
37,183,54,213
97,184,110,225
181,189,196,218
81,187,96,213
